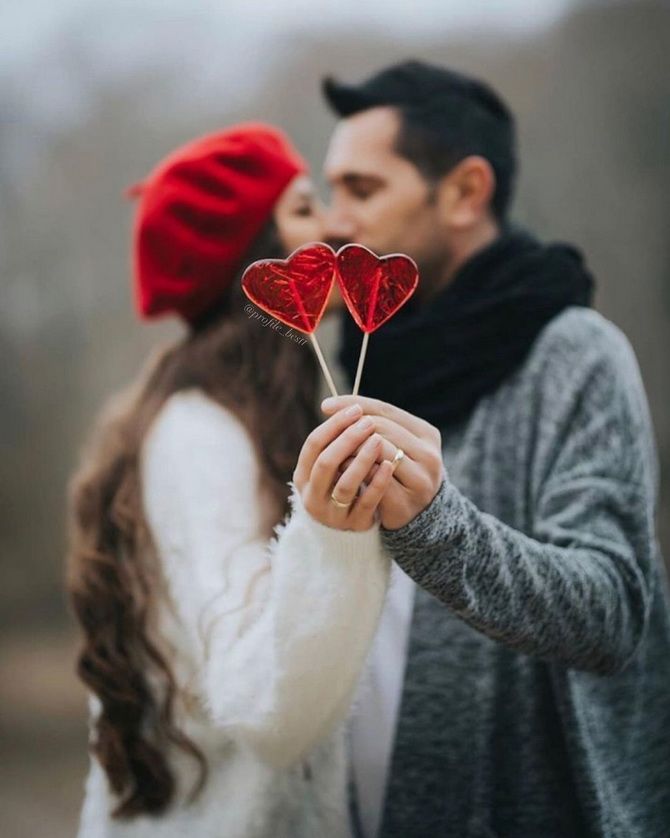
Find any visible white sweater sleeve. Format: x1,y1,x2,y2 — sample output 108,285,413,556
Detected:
140,390,390,769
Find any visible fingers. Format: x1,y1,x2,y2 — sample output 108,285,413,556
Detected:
362,424,426,486
300,431,396,533
294,403,363,488
321,395,441,447
371,416,444,489
341,436,417,487
348,459,396,527
337,416,426,463
340,416,429,485
331,433,383,505
309,415,378,499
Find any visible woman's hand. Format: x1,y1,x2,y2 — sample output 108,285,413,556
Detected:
292,403,396,532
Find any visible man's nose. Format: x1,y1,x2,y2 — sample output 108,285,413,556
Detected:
324,208,356,248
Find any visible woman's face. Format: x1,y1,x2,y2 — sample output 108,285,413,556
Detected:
273,175,344,313
273,175,326,255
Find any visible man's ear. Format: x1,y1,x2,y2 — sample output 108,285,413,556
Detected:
436,155,496,229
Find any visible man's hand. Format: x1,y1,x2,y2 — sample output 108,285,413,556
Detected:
321,396,446,530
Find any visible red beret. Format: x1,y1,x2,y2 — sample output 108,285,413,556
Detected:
128,123,308,324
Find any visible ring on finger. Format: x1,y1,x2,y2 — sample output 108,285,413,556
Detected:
330,491,354,509
390,447,405,472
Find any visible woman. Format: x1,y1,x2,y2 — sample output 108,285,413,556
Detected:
67,124,396,837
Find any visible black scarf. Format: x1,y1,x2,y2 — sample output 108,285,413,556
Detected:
337,227,595,430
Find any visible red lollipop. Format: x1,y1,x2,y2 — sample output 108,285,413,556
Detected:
336,244,419,395
241,242,339,395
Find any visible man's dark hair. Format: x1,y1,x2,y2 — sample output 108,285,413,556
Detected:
323,60,517,220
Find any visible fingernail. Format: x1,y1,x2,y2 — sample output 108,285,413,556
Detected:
322,397,338,410
346,404,362,417
357,416,373,430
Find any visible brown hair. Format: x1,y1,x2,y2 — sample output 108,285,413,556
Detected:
66,222,320,818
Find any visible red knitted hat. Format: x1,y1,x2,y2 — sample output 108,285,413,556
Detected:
128,123,308,324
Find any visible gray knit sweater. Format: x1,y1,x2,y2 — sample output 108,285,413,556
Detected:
377,308,670,838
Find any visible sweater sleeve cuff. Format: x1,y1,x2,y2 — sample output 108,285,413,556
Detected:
380,477,454,561
285,481,382,561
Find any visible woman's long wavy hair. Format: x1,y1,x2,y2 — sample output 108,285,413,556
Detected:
66,221,321,819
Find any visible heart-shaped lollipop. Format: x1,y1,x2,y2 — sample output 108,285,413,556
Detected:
336,244,419,334
242,242,339,395
336,244,419,394
242,242,337,334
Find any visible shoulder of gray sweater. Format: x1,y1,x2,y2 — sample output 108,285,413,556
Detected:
529,306,645,400
527,307,658,491
522,308,653,442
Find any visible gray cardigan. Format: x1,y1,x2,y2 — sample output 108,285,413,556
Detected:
377,308,670,837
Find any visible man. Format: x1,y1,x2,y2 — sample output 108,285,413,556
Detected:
313,60,670,837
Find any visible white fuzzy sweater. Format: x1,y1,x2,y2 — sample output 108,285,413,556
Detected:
77,389,391,838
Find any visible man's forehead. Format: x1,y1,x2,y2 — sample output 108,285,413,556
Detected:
324,106,400,179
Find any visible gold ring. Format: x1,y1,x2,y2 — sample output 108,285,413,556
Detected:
330,492,353,509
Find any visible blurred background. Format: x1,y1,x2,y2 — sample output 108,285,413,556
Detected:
1,0,668,833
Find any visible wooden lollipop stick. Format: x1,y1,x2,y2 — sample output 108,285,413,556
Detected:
309,333,339,398
352,332,369,397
